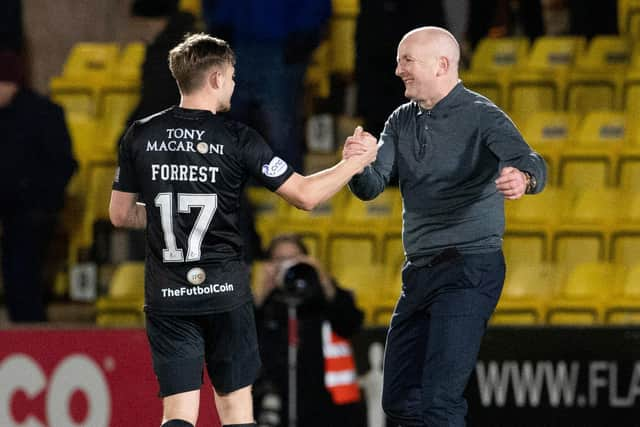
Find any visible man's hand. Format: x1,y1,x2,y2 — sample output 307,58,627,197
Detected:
343,126,378,173
495,167,528,200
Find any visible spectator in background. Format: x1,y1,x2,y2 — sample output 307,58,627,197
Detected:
355,0,446,140
0,0,23,52
468,0,543,48
125,0,197,125
0,50,76,322
254,234,365,427
203,0,332,173
567,0,617,39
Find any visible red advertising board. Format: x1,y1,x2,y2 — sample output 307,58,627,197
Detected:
0,329,220,427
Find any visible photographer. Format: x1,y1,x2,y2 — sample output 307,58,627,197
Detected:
253,234,365,427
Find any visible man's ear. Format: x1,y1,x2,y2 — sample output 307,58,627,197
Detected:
208,70,223,90
436,56,449,77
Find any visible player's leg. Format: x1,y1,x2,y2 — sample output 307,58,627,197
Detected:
161,390,200,426
214,384,255,425
205,301,261,425
146,312,207,426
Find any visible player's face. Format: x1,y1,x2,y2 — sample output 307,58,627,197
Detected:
395,36,438,102
218,64,235,112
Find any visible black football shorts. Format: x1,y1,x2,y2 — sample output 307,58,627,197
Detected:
145,301,261,397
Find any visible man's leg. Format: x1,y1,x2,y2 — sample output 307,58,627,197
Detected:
146,313,207,427
213,384,255,425
420,251,505,426
205,301,260,426
162,390,200,426
381,263,430,426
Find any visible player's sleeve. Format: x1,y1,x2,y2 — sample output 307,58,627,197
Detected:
240,127,295,191
112,124,140,193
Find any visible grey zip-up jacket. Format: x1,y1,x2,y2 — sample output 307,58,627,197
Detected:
349,82,547,260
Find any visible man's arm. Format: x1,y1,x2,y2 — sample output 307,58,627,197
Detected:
277,156,372,211
483,106,547,198
276,128,378,210
109,190,147,229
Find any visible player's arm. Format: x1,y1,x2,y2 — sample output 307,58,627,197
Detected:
109,190,147,229
276,129,377,211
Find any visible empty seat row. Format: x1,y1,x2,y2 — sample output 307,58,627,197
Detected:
494,261,640,325
462,35,640,115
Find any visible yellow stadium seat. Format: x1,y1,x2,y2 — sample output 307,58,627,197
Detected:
50,43,121,116
65,111,115,167
521,112,580,183
332,0,359,15
546,262,620,325
623,45,640,115
566,36,630,113
461,37,530,107
246,186,288,246
606,262,640,324
381,233,404,276
610,192,640,266
615,112,640,190
67,163,117,265
327,235,377,277
95,261,145,327
552,233,605,273
504,187,568,264
337,188,402,248
80,164,118,248
551,188,620,271
502,233,547,266
491,262,562,325
508,36,586,115
65,111,99,166
274,188,349,262
619,0,640,39
61,43,120,81
305,42,331,99
333,263,387,324
329,16,356,74
558,112,626,190
179,0,201,16
115,42,145,84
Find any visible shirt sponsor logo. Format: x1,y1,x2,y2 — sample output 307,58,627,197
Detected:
161,283,235,298
262,156,287,178
187,267,206,285
145,128,224,154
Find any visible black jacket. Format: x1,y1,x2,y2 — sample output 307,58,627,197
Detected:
0,88,76,212
255,282,365,427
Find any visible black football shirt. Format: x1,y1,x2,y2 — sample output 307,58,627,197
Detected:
113,106,294,315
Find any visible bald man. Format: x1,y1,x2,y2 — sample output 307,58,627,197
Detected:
345,27,547,426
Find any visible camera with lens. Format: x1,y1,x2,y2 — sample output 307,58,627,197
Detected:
279,261,323,304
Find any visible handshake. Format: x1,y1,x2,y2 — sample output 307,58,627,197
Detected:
342,126,379,174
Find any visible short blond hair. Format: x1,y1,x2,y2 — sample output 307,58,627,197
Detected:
168,33,235,94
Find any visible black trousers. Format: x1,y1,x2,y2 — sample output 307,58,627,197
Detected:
1,209,56,322
382,249,505,427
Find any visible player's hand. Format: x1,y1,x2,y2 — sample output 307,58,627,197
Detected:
495,167,527,200
343,126,378,172
343,126,377,157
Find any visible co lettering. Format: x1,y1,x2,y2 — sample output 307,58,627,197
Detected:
0,354,111,427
